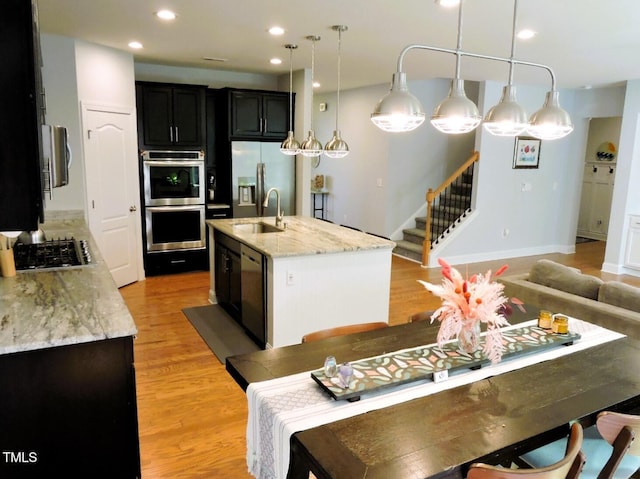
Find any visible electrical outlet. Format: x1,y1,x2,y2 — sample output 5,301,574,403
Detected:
287,270,295,285
433,370,449,383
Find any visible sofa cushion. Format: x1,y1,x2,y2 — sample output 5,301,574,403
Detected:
528,259,603,300
598,281,640,313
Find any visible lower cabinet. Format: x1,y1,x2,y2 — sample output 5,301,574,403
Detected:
214,232,242,320
0,337,140,478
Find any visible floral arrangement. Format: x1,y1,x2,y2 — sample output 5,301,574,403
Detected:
418,258,524,363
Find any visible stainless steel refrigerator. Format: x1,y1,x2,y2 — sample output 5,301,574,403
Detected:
231,141,296,218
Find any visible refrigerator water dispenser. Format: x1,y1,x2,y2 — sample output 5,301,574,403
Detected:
238,178,255,206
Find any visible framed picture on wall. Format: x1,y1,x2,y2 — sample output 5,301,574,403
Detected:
513,136,541,169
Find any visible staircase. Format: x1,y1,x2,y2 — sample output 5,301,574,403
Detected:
393,152,478,265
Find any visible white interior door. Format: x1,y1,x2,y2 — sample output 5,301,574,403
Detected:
81,103,143,287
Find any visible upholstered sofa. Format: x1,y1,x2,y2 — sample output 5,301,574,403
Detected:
499,259,640,339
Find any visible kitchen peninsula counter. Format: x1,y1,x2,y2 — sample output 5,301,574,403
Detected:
0,216,137,355
0,213,141,477
207,216,395,348
208,215,395,257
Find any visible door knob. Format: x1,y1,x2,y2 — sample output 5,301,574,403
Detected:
129,205,137,212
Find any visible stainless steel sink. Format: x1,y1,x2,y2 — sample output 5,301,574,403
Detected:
233,222,284,234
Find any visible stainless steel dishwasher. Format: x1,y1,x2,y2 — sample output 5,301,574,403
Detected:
240,244,266,348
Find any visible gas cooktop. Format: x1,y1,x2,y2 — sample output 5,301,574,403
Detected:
13,237,94,271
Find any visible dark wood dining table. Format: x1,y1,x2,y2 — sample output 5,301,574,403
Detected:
226,313,640,479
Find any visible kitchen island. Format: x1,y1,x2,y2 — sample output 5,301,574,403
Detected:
0,213,140,478
207,216,395,348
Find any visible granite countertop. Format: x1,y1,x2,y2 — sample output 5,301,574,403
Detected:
207,216,396,258
0,213,137,355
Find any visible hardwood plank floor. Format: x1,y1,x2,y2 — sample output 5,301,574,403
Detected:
119,240,640,478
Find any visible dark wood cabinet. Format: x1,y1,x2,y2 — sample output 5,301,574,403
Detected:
229,89,289,139
136,82,206,149
214,232,242,320
0,337,140,478
0,0,45,231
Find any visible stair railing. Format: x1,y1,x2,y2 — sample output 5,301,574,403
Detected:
422,151,479,266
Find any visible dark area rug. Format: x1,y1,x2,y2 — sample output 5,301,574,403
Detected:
182,304,260,364
576,236,597,244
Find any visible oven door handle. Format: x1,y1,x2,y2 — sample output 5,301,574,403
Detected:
145,205,205,213
143,160,204,168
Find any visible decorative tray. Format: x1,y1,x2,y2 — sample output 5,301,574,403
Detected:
310,324,580,402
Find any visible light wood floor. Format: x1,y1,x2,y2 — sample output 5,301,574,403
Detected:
119,240,640,478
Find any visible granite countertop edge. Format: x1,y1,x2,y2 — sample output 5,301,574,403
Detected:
206,216,396,258
0,213,138,356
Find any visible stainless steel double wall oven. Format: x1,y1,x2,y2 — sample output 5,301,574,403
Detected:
141,150,206,257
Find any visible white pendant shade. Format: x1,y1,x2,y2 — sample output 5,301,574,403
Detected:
324,130,349,158
430,79,481,134
300,129,323,157
527,90,573,140
280,131,300,155
483,85,528,136
371,72,426,132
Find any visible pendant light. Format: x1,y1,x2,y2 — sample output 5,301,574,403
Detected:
483,0,528,136
371,0,572,140
527,90,573,140
280,44,301,155
430,0,481,134
300,35,324,158
370,72,426,132
324,25,349,158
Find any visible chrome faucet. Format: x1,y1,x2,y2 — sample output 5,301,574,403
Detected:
263,187,283,227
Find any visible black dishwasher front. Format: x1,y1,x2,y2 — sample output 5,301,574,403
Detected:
240,244,266,348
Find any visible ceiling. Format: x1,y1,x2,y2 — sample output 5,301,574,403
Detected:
37,0,640,93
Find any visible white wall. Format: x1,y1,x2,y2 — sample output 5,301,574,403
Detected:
310,76,635,271
604,80,640,275
40,34,138,216
40,34,84,212
312,78,474,235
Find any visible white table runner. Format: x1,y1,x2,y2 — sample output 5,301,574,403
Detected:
246,318,625,479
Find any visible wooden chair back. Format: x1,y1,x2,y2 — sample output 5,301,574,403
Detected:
408,310,435,323
595,411,640,479
301,322,389,343
467,423,584,479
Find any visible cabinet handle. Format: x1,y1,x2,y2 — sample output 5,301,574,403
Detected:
175,127,179,142
609,167,614,174
263,118,267,133
129,205,137,212
593,166,598,173
170,127,174,142
260,118,263,132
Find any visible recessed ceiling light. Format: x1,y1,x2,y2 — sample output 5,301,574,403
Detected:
155,9,176,20
128,41,143,49
268,26,285,35
313,81,320,88
517,29,536,40
270,58,282,65
434,0,460,7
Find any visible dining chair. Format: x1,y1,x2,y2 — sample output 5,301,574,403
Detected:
301,322,389,343
407,310,436,323
521,412,640,479
468,423,584,479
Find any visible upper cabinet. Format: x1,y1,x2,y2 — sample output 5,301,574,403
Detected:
0,0,45,231
136,82,206,149
228,89,289,139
